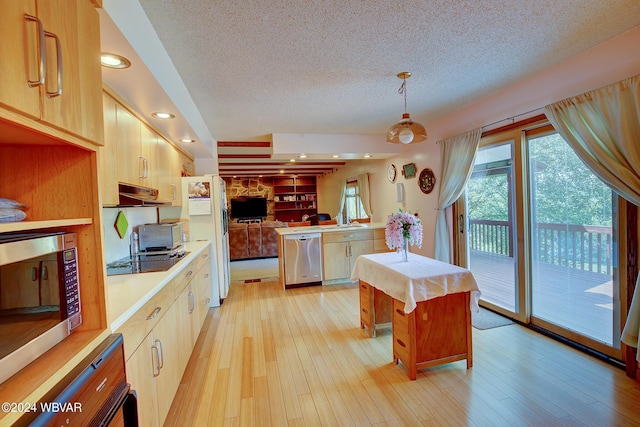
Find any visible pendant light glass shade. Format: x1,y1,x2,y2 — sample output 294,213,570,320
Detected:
387,113,427,144
386,72,427,144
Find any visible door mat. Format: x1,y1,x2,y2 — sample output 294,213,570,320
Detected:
472,307,514,330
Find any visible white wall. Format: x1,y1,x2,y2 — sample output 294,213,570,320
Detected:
102,205,183,263
321,25,640,259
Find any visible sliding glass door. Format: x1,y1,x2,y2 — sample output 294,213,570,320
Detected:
528,129,619,348
457,121,621,357
466,142,518,314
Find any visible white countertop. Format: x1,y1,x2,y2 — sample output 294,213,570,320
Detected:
106,240,210,331
275,222,386,236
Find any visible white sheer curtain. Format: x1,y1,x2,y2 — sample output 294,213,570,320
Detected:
434,128,482,263
356,173,373,217
543,74,640,354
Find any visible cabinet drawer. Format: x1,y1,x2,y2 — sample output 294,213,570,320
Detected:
116,282,175,360
393,332,411,362
196,246,211,270
173,258,197,297
322,230,373,243
393,299,410,335
359,284,372,323
359,281,372,299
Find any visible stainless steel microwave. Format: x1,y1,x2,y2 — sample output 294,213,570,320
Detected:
0,232,81,383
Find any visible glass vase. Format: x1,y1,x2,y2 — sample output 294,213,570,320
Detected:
401,238,408,262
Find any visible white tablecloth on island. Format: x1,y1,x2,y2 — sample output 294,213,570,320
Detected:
350,252,481,314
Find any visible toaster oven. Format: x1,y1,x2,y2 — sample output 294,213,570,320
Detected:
137,222,184,252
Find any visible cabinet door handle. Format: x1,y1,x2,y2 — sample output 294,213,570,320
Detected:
146,306,162,320
139,157,145,178
41,265,48,280
396,338,407,348
25,15,46,88
361,308,369,314
395,309,404,316
44,31,62,98
151,344,161,377
188,291,195,314
155,338,164,370
171,184,177,200
144,157,149,178
31,267,38,282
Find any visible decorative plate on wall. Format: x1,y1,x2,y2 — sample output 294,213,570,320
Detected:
418,168,436,194
387,164,397,183
402,163,417,179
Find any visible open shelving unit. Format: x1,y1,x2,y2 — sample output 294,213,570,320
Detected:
273,176,317,222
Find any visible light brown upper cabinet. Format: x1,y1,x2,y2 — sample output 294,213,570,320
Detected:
0,0,104,145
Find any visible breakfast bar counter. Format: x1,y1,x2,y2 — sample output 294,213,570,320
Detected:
351,252,481,379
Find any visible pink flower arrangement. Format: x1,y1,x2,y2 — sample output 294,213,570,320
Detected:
385,210,423,250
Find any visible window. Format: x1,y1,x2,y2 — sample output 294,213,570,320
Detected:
343,180,368,221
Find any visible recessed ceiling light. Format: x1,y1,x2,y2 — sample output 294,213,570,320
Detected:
100,53,131,69
363,153,371,158
299,153,307,158
279,170,285,174
332,154,340,158
290,159,296,162
180,138,195,143
151,112,175,119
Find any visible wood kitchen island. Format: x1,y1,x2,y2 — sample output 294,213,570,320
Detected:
351,252,481,380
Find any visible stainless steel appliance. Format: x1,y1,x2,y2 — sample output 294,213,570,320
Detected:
283,233,322,287
138,222,184,252
19,333,138,426
0,232,82,384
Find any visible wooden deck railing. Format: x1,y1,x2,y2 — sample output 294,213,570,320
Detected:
469,220,612,274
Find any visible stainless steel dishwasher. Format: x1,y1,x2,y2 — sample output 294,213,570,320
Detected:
284,233,322,287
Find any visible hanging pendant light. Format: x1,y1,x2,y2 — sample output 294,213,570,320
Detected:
386,72,427,144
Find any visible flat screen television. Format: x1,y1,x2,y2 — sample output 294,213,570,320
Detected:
230,197,267,219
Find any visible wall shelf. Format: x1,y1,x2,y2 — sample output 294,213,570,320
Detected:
273,176,317,222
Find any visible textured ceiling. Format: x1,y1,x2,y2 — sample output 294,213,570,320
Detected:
136,0,640,141
101,1,640,176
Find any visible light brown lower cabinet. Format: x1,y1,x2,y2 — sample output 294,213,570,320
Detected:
322,230,374,281
120,245,212,427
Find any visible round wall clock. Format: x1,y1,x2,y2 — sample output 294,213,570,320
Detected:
387,164,398,183
418,168,436,194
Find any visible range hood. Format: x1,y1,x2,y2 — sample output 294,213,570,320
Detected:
118,183,172,207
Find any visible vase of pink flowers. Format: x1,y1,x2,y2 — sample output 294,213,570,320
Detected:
385,210,423,261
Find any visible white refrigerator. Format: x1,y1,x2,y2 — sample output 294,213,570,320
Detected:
182,175,230,304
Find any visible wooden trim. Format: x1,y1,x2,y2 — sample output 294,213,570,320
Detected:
481,114,548,137
217,141,271,148
626,202,638,379
218,153,272,159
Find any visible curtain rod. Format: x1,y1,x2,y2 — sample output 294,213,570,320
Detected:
481,107,544,130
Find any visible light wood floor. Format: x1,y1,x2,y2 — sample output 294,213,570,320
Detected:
165,279,640,426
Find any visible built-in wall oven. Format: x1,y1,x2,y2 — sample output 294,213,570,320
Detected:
0,232,82,384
